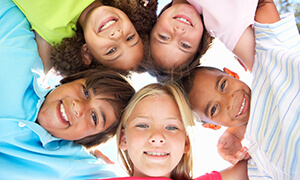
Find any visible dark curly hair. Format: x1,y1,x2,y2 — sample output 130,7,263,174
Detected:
50,0,157,76
60,69,135,149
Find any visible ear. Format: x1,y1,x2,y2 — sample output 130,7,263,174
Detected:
202,123,221,130
81,44,93,66
184,136,190,154
223,67,240,80
119,129,128,151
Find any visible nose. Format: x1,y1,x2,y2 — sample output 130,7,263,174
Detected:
226,93,235,111
149,129,166,145
110,29,122,40
72,100,85,117
173,26,185,35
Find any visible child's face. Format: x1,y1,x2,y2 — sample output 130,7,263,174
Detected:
189,69,251,127
38,79,117,140
83,6,143,71
150,4,203,68
120,94,189,178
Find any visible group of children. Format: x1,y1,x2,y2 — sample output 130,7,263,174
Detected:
0,0,299,179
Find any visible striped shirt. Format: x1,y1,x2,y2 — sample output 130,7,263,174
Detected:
245,13,300,179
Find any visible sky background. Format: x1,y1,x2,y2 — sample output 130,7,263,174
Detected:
98,0,297,177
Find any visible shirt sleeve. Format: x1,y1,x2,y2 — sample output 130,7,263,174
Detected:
12,0,94,45
254,13,300,53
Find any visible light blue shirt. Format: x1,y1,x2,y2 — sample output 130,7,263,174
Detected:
0,0,117,179
246,13,300,179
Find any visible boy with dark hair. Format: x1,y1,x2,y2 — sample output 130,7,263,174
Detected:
181,1,300,179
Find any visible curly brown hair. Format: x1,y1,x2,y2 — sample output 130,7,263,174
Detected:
60,69,135,149
50,0,158,76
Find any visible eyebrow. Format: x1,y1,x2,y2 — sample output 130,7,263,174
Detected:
94,96,108,128
131,35,140,47
204,102,211,118
100,110,106,128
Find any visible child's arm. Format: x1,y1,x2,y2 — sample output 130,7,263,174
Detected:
255,0,280,24
217,125,250,165
232,0,280,72
220,160,249,180
34,31,52,73
233,26,255,71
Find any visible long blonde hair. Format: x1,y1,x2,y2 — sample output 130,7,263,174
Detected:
116,83,195,180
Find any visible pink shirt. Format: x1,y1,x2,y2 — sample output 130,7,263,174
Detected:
187,0,258,51
95,171,222,180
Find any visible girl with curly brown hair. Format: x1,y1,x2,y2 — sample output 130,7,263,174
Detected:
13,0,157,76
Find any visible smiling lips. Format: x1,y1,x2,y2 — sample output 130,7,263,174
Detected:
173,15,193,26
98,18,118,32
236,95,247,118
144,151,169,156
60,102,70,125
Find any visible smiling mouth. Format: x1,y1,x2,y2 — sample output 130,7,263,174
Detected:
60,103,70,125
236,96,246,117
144,151,169,156
98,19,118,32
174,16,193,26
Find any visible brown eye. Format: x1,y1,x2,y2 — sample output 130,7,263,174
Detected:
221,80,226,91
211,105,218,117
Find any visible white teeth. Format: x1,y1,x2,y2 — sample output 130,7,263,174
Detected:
145,152,168,156
237,97,246,116
100,19,117,31
174,17,191,25
60,103,69,122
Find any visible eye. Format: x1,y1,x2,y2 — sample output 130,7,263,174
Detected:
166,126,178,130
82,85,89,98
106,47,117,55
159,34,169,40
181,42,191,49
211,104,218,117
136,124,149,128
91,112,98,126
126,34,135,41
220,80,227,92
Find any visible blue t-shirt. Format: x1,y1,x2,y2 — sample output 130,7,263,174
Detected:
0,0,117,179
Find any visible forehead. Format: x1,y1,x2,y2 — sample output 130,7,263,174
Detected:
193,69,224,88
131,94,180,117
189,69,223,110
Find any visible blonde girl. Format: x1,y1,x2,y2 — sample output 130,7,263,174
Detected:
117,83,195,179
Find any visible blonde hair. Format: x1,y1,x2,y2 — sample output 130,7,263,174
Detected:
116,83,195,180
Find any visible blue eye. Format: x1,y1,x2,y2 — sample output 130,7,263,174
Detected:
136,124,148,128
166,126,178,130
92,112,97,126
82,85,89,98
221,80,226,91
106,47,116,55
159,34,169,40
126,34,135,41
181,42,191,49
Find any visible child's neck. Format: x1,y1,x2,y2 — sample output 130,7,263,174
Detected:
78,0,103,27
172,0,188,5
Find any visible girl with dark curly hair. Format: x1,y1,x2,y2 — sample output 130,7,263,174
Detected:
13,0,157,76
